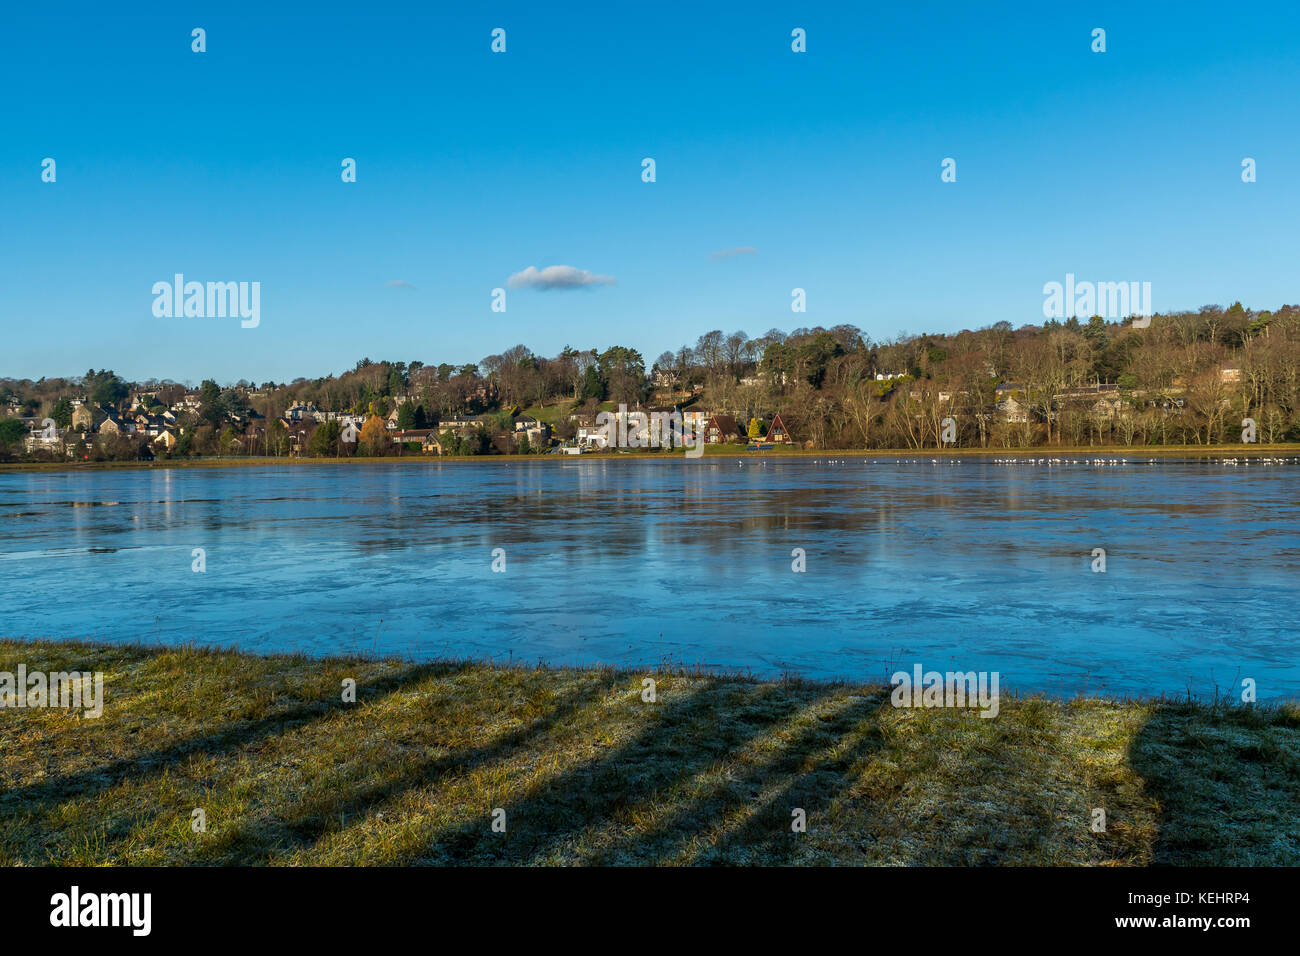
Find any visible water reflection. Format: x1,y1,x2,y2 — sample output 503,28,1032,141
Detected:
1,459,1297,700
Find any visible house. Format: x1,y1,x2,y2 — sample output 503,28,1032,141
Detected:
154,430,179,451
1221,366,1242,384
127,393,162,415
136,414,169,437
515,422,550,449
286,402,323,422
23,423,65,453
71,404,97,431
576,425,608,449
996,396,1032,424
703,415,741,444
584,405,695,449
441,415,486,433
1055,384,1123,419
764,413,793,444
390,429,442,454
98,410,135,436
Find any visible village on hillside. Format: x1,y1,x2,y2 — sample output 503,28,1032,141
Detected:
0,380,800,461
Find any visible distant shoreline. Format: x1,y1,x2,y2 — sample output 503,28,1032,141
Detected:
3,443,1299,474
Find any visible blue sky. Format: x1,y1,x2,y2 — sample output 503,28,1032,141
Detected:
2,1,1297,384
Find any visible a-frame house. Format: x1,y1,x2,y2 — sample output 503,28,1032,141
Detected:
765,413,792,444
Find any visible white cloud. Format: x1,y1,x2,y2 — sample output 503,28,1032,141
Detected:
506,265,616,290
386,279,416,289
710,246,759,260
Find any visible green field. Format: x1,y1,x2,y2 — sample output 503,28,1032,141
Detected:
2,639,1296,865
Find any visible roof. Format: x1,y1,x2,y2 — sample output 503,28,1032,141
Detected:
1056,383,1119,396
765,413,793,438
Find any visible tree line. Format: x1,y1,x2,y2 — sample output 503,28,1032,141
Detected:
4,302,1300,459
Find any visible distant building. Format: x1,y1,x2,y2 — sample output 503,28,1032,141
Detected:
515,422,550,449
765,413,792,444
98,409,135,436
441,415,486,433
286,402,322,422
72,404,96,430
996,396,1032,424
1055,383,1123,419
390,429,443,454
703,415,741,444
23,423,65,453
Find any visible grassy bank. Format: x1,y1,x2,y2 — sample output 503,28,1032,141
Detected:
1,640,1297,866
3,443,1299,473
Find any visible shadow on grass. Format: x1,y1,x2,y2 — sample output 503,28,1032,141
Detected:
0,657,471,830
386,682,896,865
393,677,776,864
600,688,891,865
9,638,1299,866
199,670,625,861
1129,701,1300,865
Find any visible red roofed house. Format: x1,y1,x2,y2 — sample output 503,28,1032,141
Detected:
703,415,741,444
764,413,793,444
